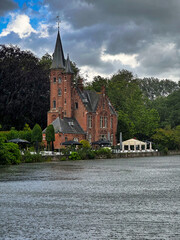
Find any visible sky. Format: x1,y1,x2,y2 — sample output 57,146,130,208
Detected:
1,0,180,82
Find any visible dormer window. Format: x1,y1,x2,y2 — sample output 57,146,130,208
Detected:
58,77,61,83
53,77,56,83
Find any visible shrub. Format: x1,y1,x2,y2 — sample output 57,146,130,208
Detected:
0,138,21,165
95,147,112,158
77,148,96,160
80,139,91,149
22,151,43,163
69,152,81,160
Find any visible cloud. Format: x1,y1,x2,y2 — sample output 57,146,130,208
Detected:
0,14,37,38
0,0,18,16
2,0,180,81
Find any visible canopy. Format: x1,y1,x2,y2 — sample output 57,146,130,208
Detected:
122,138,146,145
8,138,30,144
92,139,111,146
61,140,82,146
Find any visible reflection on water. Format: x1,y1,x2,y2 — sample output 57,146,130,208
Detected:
0,156,180,240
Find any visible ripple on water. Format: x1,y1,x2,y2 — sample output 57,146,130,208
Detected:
0,156,180,239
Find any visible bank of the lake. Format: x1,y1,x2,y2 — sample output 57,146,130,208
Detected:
0,155,179,240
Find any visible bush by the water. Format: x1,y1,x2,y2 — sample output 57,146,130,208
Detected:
0,138,21,165
22,151,44,163
95,147,112,158
69,152,81,160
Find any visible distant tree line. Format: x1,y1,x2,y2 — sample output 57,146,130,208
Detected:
0,45,180,151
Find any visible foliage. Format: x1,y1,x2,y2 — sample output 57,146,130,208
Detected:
138,77,179,100
0,138,21,165
31,124,42,153
23,123,31,131
86,75,108,92
80,139,91,149
78,148,96,160
22,152,44,163
152,89,180,128
45,125,55,150
69,151,81,160
95,147,112,158
152,126,180,151
31,124,42,142
0,45,49,130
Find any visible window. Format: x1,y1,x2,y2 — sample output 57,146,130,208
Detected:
65,137,68,141
65,88,67,93
74,137,78,142
100,116,103,128
64,99,66,104
64,110,66,116
58,77,61,83
75,102,78,109
111,118,113,129
64,75,67,81
58,88,61,96
53,77,56,83
88,134,92,143
110,134,113,145
88,115,92,128
53,100,56,108
100,134,107,140
43,135,46,140
104,117,108,128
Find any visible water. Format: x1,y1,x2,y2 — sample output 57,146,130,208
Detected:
0,156,180,240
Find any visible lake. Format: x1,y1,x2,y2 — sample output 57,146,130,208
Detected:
0,155,180,240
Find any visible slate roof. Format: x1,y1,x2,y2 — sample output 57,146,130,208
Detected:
77,88,117,115
51,30,65,69
77,88,100,112
65,54,74,74
43,117,85,134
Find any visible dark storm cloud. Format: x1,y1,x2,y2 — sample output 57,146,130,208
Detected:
43,0,180,79
0,0,18,16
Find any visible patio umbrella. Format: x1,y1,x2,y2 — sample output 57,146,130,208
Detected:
8,138,30,144
91,139,111,146
61,140,82,146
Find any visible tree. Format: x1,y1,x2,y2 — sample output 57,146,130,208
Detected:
138,77,179,100
31,124,42,153
86,75,108,92
0,45,50,130
45,125,55,151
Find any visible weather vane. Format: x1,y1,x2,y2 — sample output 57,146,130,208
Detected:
56,15,60,30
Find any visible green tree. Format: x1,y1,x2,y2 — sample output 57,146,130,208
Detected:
45,125,55,151
86,75,108,92
0,45,50,130
31,124,42,153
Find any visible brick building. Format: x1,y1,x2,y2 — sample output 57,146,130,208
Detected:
45,29,117,149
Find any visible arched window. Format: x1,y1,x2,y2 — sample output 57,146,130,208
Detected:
58,88,61,96
53,100,56,109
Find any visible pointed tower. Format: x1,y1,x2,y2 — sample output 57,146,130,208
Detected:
47,29,74,125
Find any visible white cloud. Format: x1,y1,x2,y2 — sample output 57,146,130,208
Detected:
0,14,37,38
38,23,49,38
101,49,139,68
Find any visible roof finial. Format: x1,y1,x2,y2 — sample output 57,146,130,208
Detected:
56,15,60,30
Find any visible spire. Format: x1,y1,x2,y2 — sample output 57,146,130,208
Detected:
65,54,74,74
51,30,65,69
